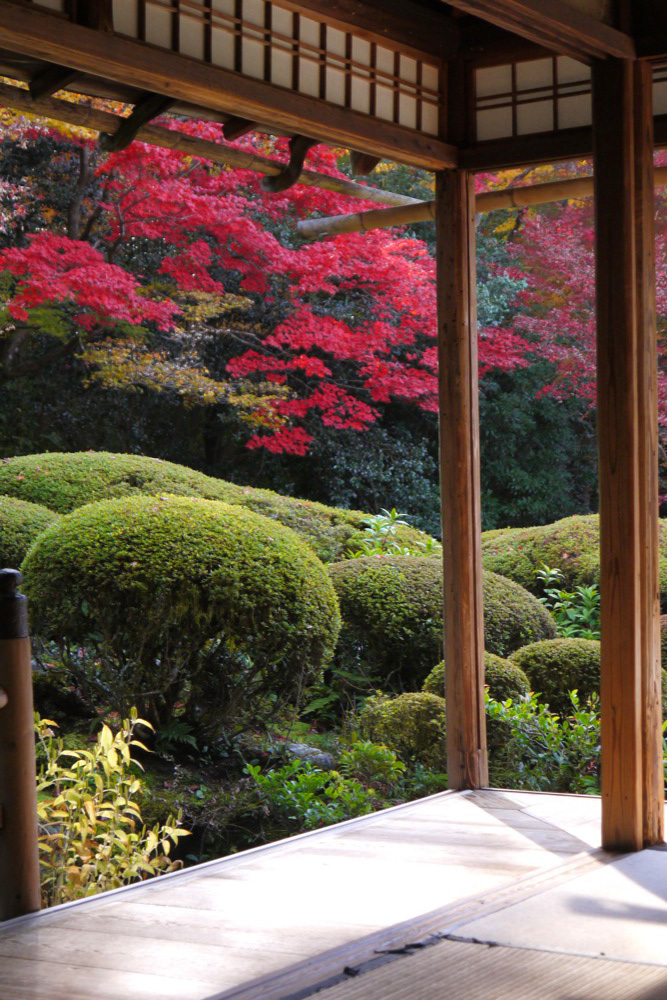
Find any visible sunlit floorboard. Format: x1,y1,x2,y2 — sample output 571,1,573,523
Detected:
1,789,664,1000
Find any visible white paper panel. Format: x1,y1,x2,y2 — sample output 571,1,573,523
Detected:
113,0,138,38
326,67,346,106
271,6,292,35
327,27,346,58
517,100,553,135
242,37,265,79
399,94,417,131
179,18,205,61
299,16,320,48
376,47,395,77
375,84,394,122
477,107,513,141
211,26,235,68
422,64,439,94
516,58,553,91
300,58,320,97
145,7,172,49
272,48,292,89
244,0,265,28
557,93,592,129
351,77,370,115
557,56,590,85
421,103,438,135
654,80,667,117
212,0,235,14
477,65,512,99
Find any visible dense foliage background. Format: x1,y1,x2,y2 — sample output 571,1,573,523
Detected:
3,103,667,532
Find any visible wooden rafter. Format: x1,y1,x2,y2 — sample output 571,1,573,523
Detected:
444,0,635,63
0,1,456,170
0,81,420,208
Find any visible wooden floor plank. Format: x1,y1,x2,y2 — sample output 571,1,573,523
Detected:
0,789,615,1000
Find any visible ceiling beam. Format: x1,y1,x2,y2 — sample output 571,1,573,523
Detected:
443,0,635,63
273,0,459,61
0,1,456,170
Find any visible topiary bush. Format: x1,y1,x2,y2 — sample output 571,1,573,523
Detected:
328,555,556,690
356,692,447,769
22,495,341,732
509,638,601,715
0,452,432,563
0,495,60,568
423,652,530,703
482,513,667,609
481,515,601,594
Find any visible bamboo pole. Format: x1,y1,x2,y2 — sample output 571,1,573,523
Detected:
0,82,420,209
298,167,667,238
0,569,41,921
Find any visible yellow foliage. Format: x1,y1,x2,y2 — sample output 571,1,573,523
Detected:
36,711,190,907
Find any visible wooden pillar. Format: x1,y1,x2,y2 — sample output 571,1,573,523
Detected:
0,569,41,920
593,59,663,850
436,169,488,790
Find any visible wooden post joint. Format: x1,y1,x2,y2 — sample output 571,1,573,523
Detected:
99,93,176,153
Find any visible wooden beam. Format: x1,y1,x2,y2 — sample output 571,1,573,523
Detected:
593,58,662,852
633,60,664,849
222,116,258,141
0,82,420,208
460,113,667,172
273,0,458,62
437,169,488,792
0,1,456,170
28,64,79,99
445,0,635,62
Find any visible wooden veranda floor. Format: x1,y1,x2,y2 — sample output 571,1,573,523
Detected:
1,789,666,1000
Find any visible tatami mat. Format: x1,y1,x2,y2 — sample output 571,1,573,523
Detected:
309,938,667,1000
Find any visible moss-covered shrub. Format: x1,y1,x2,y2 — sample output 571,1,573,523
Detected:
22,495,340,731
328,555,556,690
356,692,447,769
482,513,667,608
0,495,60,568
509,638,600,714
481,515,600,593
0,452,431,563
423,652,530,703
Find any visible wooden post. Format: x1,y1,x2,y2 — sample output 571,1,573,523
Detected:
436,170,488,790
0,569,41,920
593,59,663,851
634,61,664,848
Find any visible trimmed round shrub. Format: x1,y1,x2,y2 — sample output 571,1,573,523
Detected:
481,515,600,594
510,637,667,717
0,452,432,563
22,495,341,730
509,638,600,714
482,513,667,609
328,555,556,690
423,652,530,703
356,692,447,769
0,495,60,568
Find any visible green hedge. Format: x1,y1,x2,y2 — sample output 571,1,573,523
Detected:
423,652,530,703
509,638,600,715
22,495,340,730
0,495,60,568
0,452,431,563
356,692,447,769
482,513,667,607
328,555,556,690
